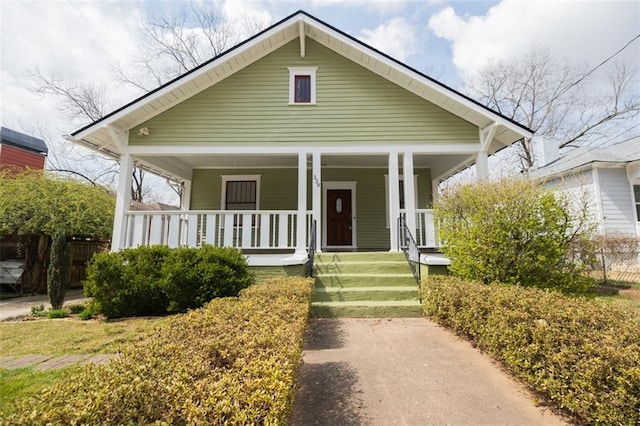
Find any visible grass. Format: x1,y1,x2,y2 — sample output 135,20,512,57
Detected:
0,317,167,356
0,367,78,415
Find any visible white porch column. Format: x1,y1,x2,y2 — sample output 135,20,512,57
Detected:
312,151,322,252
388,152,400,251
476,150,489,180
402,151,417,238
180,180,192,210
111,153,134,251
296,151,308,254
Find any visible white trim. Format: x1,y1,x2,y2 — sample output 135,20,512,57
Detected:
384,174,419,228
181,180,192,210
322,181,357,249
403,152,417,237
220,174,261,210
126,143,481,156
288,67,317,104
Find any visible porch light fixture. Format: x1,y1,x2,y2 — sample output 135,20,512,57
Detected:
138,127,150,136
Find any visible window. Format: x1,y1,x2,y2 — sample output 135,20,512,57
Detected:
634,185,640,221
225,181,256,210
288,67,317,104
221,175,261,210
294,75,311,103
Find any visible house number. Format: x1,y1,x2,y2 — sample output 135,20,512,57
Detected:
336,198,342,213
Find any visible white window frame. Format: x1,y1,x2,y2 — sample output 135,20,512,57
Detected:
221,175,261,210
384,174,419,228
288,67,317,105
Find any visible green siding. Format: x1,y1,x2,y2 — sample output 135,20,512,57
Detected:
191,167,432,250
129,39,478,146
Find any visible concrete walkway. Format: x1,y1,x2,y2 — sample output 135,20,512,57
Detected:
0,289,89,321
292,318,567,426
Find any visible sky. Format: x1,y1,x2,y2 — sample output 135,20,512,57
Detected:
1,0,639,199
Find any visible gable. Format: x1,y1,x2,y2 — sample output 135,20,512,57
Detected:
128,39,478,147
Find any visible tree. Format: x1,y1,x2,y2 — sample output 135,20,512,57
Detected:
30,3,267,203
434,178,596,293
0,169,114,305
467,47,640,169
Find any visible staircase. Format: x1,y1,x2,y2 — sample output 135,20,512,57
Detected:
311,252,422,318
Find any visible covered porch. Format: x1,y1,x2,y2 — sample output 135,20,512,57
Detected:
112,145,487,264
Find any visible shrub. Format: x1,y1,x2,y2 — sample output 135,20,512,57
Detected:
46,309,68,319
422,275,640,425
161,245,253,313
66,303,85,314
30,304,45,317
85,245,253,318
5,277,315,425
434,179,595,293
84,245,171,318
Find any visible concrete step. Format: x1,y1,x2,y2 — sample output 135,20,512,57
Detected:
314,261,409,275
315,252,406,263
311,301,423,318
315,274,417,288
312,286,419,302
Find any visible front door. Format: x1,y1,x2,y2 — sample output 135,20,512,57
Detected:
327,189,352,246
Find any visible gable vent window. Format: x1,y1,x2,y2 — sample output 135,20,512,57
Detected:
288,67,317,105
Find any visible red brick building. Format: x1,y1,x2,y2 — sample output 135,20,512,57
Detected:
0,127,48,170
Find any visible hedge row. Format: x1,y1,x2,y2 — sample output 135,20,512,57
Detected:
6,277,315,425
85,245,254,318
421,276,640,425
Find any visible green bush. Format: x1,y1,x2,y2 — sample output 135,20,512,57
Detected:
5,277,315,425
84,245,170,318
66,303,85,314
161,245,253,313
46,309,68,319
84,245,253,318
434,179,595,293
422,276,640,425
30,304,45,317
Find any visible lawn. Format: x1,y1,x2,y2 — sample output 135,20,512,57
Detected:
0,317,167,356
0,367,78,416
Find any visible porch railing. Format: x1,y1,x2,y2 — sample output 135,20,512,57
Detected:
398,215,421,287
123,210,313,250
306,220,317,277
399,209,438,248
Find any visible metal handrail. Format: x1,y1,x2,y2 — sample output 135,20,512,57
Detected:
306,220,317,277
398,215,421,285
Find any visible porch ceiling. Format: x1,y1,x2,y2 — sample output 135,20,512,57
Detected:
135,153,473,182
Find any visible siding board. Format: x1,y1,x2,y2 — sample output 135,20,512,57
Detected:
597,168,637,236
129,39,478,147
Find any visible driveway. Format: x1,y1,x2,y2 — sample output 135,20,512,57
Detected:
292,318,567,426
0,289,88,321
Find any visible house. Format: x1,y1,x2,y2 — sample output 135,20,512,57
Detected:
67,10,532,266
528,136,640,238
0,127,48,170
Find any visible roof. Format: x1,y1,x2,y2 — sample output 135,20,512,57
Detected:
529,136,640,179
1,127,48,155
69,10,532,157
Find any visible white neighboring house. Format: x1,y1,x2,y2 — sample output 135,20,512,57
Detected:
528,137,640,238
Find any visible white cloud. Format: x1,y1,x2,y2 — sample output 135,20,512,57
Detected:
428,0,640,79
310,0,406,14
1,1,143,132
221,0,273,38
359,17,417,61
